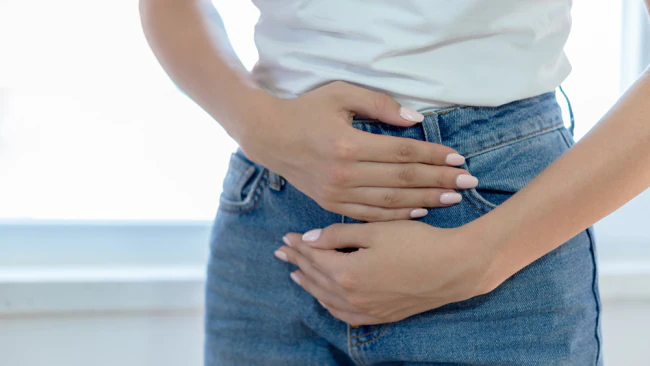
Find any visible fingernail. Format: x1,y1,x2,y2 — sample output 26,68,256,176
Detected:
283,236,291,247
445,153,465,166
440,192,462,205
456,174,479,189
290,272,300,285
302,229,322,242
318,300,328,309
274,250,288,262
410,208,428,218
400,106,425,123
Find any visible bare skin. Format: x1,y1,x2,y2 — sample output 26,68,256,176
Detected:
139,0,478,223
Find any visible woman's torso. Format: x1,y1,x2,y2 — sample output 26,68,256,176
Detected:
250,0,573,111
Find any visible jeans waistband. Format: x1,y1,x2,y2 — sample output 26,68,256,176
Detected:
421,91,565,157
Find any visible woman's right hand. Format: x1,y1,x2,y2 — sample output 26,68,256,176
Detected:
238,81,478,222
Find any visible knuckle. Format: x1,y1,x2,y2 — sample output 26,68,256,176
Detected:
395,143,415,162
327,166,353,185
398,166,417,184
423,191,440,207
332,139,359,160
428,148,446,165
336,271,356,291
381,192,400,206
434,168,449,187
373,93,390,114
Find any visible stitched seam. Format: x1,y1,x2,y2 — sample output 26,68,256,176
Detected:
422,106,462,117
353,324,388,347
461,124,565,214
585,228,602,365
218,171,269,214
351,327,382,338
464,122,564,159
468,188,498,209
462,192,490,214
347,325,365,365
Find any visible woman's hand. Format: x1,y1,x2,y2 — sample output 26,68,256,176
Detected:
273,220,499,326
238,81,478,222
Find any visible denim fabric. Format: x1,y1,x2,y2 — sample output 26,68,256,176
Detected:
204,91,603,365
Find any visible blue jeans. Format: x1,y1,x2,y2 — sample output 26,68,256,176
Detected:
204,91,603,365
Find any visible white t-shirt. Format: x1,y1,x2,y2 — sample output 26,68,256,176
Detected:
250,0,573,111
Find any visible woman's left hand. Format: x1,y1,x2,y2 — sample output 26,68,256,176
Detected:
275,220,501,326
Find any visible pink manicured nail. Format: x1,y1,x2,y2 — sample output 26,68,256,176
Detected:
318,300,328,309
445,153,465,166
400,106,425,123
440,192,462,205
282,236,291,247
456,174,478,189
302,229,322,242
410,208,428,218
274,250,288,262
290,272,300,285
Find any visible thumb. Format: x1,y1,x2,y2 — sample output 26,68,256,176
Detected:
301,224,370,250
332,82,424,127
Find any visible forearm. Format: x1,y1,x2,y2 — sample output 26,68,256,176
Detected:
470,69,650,287
138,0,277,142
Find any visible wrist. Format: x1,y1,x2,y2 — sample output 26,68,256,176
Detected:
224,88,284,147
462,212,517,295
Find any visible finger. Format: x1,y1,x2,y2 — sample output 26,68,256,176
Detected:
284,233,354,272
277,244,354,303
289,270,358,313
336,203,430,222
297,223,373,250
329,82,424,126
342,187,463,209
352,132,466,166
350,162,477,189
277,244,334,289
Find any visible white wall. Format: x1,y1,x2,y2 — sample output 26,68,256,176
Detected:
0,299,647,366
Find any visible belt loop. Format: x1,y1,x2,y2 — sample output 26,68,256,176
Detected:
558,85,575,137
420,112,443,146
268,170,285,191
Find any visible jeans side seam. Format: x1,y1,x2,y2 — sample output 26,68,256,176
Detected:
585,227,603,365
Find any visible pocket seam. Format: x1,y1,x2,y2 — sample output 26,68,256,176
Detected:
218,155,269,214
461,125,567,214
464,122,564,159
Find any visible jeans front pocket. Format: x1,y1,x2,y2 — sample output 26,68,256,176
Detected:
458,125,570,214
218,149,269,213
